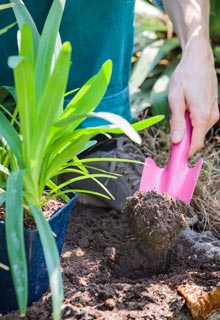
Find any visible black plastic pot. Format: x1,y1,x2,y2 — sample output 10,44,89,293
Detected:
0,193,77,314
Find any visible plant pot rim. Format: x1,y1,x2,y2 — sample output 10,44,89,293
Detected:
0,192,77,231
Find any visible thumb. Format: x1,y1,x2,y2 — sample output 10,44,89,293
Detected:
170,105,186,143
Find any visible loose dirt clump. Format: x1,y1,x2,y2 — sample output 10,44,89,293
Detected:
123,191,188,274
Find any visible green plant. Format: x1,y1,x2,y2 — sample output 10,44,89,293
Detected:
0,1,163,319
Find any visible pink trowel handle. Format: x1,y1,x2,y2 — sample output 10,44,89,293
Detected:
169,111,192,166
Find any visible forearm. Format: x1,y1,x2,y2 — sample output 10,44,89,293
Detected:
162,0,210,50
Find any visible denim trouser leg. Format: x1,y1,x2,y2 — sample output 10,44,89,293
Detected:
0,0,135,126
60,0,135,126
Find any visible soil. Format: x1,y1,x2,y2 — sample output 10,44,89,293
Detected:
123,191,187,275
2,196,220,320
0,197,65,228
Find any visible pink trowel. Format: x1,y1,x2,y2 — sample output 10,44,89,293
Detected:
139,112,203,204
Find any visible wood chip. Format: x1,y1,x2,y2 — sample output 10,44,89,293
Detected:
177,282,220,320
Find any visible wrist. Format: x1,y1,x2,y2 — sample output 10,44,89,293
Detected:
179,35,214,78
183,34,212,60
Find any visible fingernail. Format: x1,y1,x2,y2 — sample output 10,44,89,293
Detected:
171,130,182,143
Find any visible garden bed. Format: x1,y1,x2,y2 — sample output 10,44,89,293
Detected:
2,195,220,320
2,127,220,320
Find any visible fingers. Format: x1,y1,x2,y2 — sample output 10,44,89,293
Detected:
168,82,186,144
167,47,219,158
189,102,220,157
188,125,205,158
168,89,219,158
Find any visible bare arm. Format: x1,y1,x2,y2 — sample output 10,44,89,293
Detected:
163,0,219,157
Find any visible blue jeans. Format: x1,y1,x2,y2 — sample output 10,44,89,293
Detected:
0,0,135,126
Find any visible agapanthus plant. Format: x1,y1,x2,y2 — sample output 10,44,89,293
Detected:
0,1,163,319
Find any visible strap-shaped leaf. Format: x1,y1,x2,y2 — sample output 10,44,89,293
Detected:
30,205,63,320
30,42,71,177
10,0,39,53
150,60,179,128
5,170,27,316
9,42,36,164
84,116,164,135
57,60,112,130
0,112,23,167
19,24,35,69
89,111,142,145
0,21,17,36
35,0,66,100
41,134,90,185
0,3,14,9
129,37,179,94
9,28,36,164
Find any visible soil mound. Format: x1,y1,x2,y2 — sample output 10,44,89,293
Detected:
123,191,188,274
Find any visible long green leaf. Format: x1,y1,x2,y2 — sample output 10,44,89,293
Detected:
0,112,23,167
150,60,179,128
30,205,63,320
47,60,112,149
89,112,142,145
5,170,27,316
30,42,71,180
53,112,97,128
58,60,112,130
0,22,17,36
9,54,35,164
104,116,164,133
74,116,164,138
129,38,179,94
10,0,39,52
45,130,88,160
0,3,14,9
19,24,35,68
35,0,66,100
41,134,91,185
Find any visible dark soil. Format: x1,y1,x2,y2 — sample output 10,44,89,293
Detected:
2,195,220,320
0,197,65,228
123,191,187,275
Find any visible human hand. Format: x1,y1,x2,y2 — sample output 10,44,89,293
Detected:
168,36,219,158
163,0,219,157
